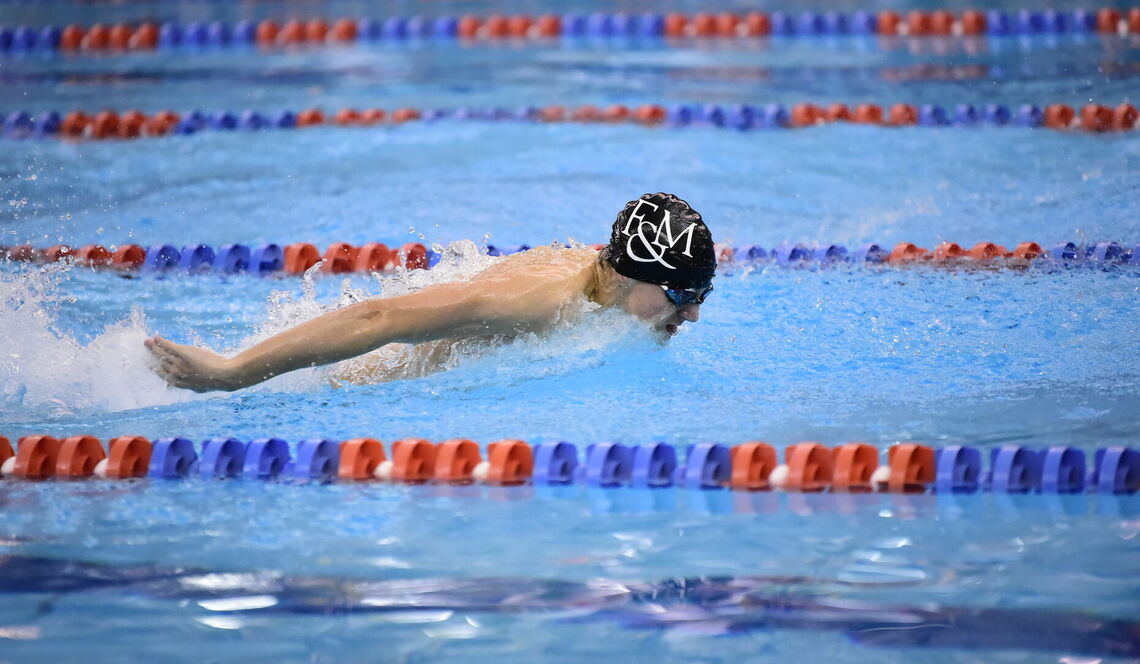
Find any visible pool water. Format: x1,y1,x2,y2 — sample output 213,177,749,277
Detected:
2,0,1139,661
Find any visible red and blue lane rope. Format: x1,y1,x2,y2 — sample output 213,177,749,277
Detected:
2,8,1139,55
1,434,1136,495
1,102,1137,139
2,240,1138,276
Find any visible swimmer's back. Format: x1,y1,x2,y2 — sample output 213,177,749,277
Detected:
471,245,598,285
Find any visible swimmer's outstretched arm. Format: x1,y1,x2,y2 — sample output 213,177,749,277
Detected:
146,280,557,392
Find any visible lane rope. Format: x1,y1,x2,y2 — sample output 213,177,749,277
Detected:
3,240,1138,276
0,434,1135,495
2,8,1139,58
2,102,1137,139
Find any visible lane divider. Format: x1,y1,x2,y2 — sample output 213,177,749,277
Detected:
1,434,1135,494
2,102,1137,140
2,8,1139,57
3,240,1138,276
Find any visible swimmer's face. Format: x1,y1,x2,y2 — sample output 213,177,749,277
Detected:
621,280,701,338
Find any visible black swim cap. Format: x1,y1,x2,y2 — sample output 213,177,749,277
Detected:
603,193,716,290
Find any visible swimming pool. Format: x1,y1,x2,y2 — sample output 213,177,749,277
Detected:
2,1,1139,661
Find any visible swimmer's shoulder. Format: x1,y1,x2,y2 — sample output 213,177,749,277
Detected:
474,245,598,281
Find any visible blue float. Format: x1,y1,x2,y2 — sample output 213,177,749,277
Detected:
1041,447,1086,493
273,111,296,128
431,16,458,38
1040,9,1066,33
678,443,731,490
728,105,756,131
797,11,826,35
736,245,769,262
954,104,980,125
357,18,381,41
814,244,848,262
761,104,789,128
822,11,850,34
159,23,182,48
426,249,443,268
207,21,230,45
610,13,635,36
919,105,949,126
143,245,181,271
586,12,615,37
199,437,247,479
984,104,1011,125
1015,104,1043,127
1049,241,1081,261
562,14,588,37
238,110,267,131
209,111,238,130
514,106,540,121
637,13,665,37
382,17,408,39
1015,10,1046,34
12,26,37,50
770,11,795,35
774,244,811,264
39,26,61,50
934,445,982,493
214,244,250,273
986,10,1012,35
1130,245,1140,265
33,111,60,137
422,109,448,122
250,243,283,274
850,11,877,35
1091,447,1140,494
580,443,632,487
0,27,13,52
850,243,887,262
700,105,726,127
4,111,33,139
179,244,215,272
183,23,209,47
293,438,340,481
1088,241,1126,263
988,446,1043,493
243,438,290,479
148,437,197,479
232,20,255,44
534,442,579,485
631,443,677,488
405,16,431,38
666,105,695,126
1069,9,1096,32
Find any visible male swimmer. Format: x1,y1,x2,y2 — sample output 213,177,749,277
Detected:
146,192,716,392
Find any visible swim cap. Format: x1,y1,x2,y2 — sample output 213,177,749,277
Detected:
603,193,716,290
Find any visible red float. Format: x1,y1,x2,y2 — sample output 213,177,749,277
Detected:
0,436,11,469
434,439,481,483
330,18,358,42
1096,7,1121,33
486,440,533,485
118,110,147,139
111,244,146,269
144,110,180,136
791,104,823,127
391,108,421,123
831,443,879,492
457,16,480,39
743,12,772,36
824,103,851,122
131,23,159,50
784,443,833,492
729,441,777,490
90,112,120,139
692,13,717,37
256,20,280,46
853,104,883,124
334,109,362,126
277,20,305,45
76,245,112,266
338,438,386,480
888,242,929,262
14,435,61,480
321,243,358,273
968,242,1009,260
296,108,325,126
888,103,918,125
1081,104,1113,132
715,13,741,37
633,105,666,125
604,105,630,122
877,11,902,35
484,15,510,38
535,15,561,38
390,438,436,482
1113,103,1138,130
56,436,106,479
304,19,330,43
539,105,566,122
283,242,320,273
60,25,85,50
1011,241,1044,260
359,109,386,125
401,242,428,269
60,111,91,138
82,24,110,50
930,10,955,35
664,13,688,37
1043,104,1075,129
932,242,968,260
507,15,532,38
906,11,933,35
884,443,935,493
108,23,132,49
960,10,987,35
355,243,394,272
105,436,151,479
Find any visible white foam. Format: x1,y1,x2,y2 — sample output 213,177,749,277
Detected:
0,266,193,417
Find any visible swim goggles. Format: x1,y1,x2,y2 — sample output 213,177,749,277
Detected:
661,283,713,307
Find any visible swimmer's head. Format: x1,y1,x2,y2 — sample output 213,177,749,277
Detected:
602,193,715,337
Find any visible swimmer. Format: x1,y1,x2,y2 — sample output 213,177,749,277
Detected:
145,192,716,392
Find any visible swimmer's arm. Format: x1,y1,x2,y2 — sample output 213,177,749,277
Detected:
147,280,555,392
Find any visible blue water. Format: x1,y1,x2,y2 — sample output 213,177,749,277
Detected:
2,1,1139,661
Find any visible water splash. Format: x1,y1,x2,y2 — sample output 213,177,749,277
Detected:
0,265,191,418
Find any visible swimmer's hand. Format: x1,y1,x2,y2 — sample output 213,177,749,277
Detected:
145,336,244,392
